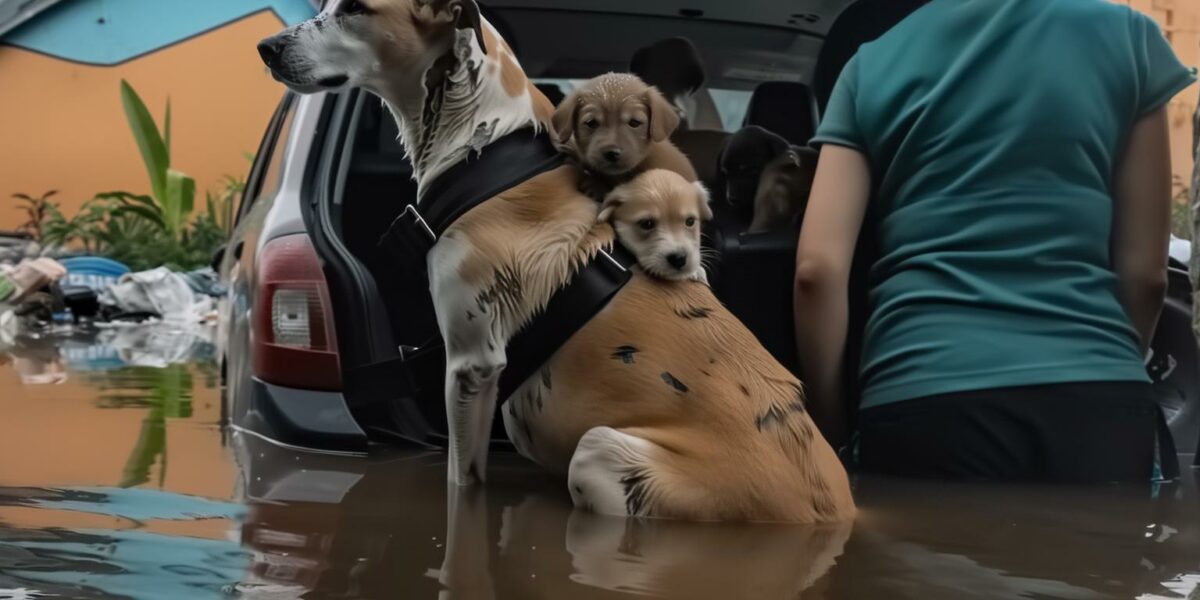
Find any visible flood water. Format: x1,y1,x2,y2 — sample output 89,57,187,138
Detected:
1,324,1197,599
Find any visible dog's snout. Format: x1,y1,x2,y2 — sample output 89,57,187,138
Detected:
667,252,688,270
603,148,622,163
258,36,285,66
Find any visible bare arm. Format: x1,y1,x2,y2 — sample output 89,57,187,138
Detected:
1111,107,1172,353
793,145,871,448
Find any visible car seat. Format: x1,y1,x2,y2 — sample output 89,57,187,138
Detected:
742,81,819,147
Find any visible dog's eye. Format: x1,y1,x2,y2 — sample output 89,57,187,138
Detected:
627,119,643,128
685,217,696,227
342,0,372,15
584,119,600,130
638,219,656,231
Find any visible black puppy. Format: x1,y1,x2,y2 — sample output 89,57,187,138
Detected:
720,126,818,232
719,126,791,211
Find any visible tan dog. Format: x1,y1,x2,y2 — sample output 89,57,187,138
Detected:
553,73,697,199
600,170,711,283
259,0,853,523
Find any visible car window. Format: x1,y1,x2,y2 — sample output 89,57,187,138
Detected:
238,95,297,224
534,78,752,132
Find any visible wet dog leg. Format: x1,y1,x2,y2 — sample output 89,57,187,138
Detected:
431,237,507,486
568,426,666,518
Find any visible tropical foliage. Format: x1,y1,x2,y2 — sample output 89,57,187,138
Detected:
17,81,246,271
10,190,59,241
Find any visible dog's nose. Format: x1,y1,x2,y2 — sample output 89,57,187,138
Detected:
667,253,687,270
258,36,285,66
603,149,622,163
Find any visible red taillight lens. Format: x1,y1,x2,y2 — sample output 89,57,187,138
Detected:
253,234,342,390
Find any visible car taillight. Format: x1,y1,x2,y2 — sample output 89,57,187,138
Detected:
253,234,342,390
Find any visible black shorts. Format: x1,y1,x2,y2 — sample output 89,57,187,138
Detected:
856,381,1166,483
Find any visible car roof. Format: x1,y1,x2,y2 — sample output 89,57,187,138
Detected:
486,0,858,89
488,0,853,35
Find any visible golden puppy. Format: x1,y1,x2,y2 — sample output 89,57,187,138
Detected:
600,169,711,283
553,73,697,199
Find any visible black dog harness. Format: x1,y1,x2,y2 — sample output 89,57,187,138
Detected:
380,128,634,401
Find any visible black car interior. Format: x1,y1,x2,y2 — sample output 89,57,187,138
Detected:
325,3,922,445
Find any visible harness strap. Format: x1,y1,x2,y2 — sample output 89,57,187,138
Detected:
378,127,635,408
420,128,565,236
499,244,634,400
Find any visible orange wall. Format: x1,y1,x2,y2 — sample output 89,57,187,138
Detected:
1120,0,1199,195
0,11,291,230
0,363,235,500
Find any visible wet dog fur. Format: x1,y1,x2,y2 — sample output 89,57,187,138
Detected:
259,0,854,524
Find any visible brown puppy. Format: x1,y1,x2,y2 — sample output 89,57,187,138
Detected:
600,169,712,283
553,73,698,199
749,145,819,233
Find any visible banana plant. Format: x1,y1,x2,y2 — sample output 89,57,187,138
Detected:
105,79,196,241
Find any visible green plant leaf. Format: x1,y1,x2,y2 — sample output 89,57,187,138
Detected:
164,169,195,238
96,190,158,208
112,204,168,231
119,79,169,204
163,98,172,162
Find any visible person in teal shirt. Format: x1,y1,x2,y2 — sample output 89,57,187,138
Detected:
793,0,1196,481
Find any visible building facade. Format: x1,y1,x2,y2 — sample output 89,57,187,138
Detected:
1118,0,1199,202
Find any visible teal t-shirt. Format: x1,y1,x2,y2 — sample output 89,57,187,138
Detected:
811,0,1197,409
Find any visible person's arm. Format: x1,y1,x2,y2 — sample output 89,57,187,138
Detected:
1110,107,1172,354
793,144,871,447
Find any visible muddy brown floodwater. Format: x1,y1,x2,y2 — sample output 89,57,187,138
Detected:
0,325,1197,599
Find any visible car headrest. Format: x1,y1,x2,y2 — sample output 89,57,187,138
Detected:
629,37,706,102
742,82,819,146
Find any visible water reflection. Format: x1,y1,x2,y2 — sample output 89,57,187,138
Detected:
0,328,1197,599
0,322,215,385
231,431,852,599
0,487,246,599
230,429,1200,599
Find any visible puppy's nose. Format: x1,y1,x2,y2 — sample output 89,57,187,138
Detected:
603,149,622,163
258,36,285,66
667,253,687,270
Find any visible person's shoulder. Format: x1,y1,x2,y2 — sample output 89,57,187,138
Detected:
856,1,940,59
1051,0,1141,30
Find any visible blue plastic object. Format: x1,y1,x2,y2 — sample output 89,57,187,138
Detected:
60,256,132,292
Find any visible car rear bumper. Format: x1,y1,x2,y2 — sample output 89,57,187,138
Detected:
234,377,369,454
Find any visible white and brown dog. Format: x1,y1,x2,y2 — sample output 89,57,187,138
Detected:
259,0,854,523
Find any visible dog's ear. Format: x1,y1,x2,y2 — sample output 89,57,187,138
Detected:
552,91,581,144
415,0,486,55
693,180,713,221
644,87,680,143
598,186,627,222
766,132,791,158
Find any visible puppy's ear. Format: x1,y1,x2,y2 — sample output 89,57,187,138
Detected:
415,0,486,54
785,149,802,167
644,87,680,142
598,187,627,222
552,92,581,144
693,181,713,221
766,133,790,158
